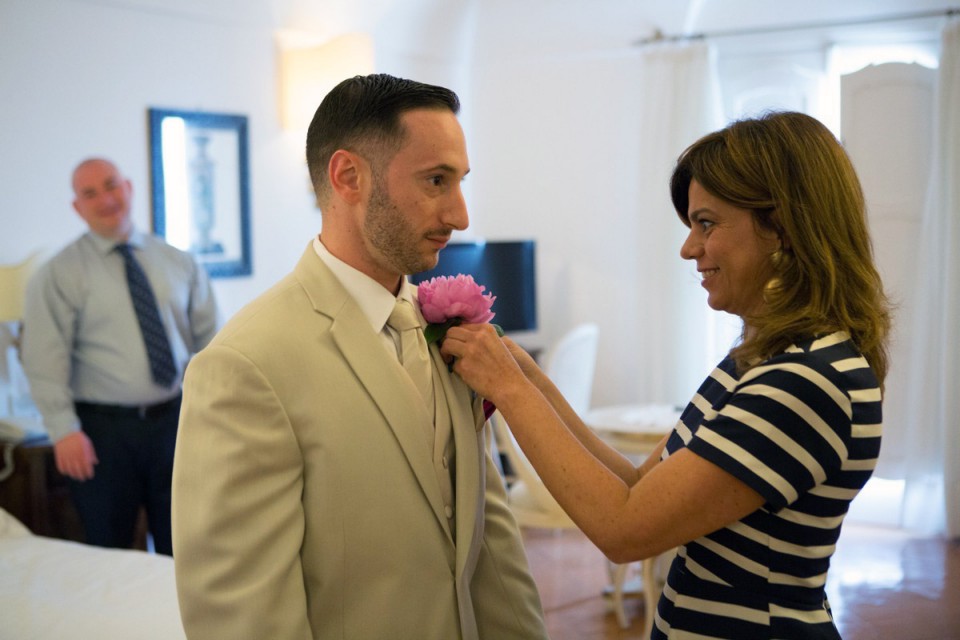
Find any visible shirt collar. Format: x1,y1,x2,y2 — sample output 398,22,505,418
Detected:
312,236,421,333
87,228,146,255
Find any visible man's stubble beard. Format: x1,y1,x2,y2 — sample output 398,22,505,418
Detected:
364,175,439,276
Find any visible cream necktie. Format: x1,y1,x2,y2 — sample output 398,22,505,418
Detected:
387,299,434,413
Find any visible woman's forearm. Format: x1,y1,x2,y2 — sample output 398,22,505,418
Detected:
493,378,637,549
520,364,641,486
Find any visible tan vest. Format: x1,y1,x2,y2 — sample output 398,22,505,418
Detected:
429,359,457,538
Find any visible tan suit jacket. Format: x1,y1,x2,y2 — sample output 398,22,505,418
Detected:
172,244,546,639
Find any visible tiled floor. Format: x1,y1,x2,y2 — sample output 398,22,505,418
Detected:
522,524,960,640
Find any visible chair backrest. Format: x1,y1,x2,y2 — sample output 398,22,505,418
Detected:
489,323,598,530
490,411,575,529
543,323,599,417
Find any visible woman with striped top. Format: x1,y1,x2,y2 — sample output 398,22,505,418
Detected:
441,111,890,639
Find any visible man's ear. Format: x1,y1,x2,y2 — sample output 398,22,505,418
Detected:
328,150,368,205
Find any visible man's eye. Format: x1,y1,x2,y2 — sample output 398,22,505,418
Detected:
429,175,445,187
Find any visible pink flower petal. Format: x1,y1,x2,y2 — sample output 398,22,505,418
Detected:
417,274,496,324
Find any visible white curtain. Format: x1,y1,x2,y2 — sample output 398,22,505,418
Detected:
902,17,960,538
632,41,725,408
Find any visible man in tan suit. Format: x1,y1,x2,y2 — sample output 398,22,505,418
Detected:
171,74,547,639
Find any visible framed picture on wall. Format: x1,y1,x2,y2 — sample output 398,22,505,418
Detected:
148,108,252,278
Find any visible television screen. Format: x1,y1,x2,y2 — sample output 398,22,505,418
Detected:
409,240,537,333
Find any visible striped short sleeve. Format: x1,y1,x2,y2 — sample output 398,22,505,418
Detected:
684,334,875,511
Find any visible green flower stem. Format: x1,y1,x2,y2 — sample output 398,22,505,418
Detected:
424,319,504,345
424,318,461,345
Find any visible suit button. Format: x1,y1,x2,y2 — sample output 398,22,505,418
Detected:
442,456,449,469
445,505,454,519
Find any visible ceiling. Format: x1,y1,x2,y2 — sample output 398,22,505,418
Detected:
473,0,956,57
69,0,957,56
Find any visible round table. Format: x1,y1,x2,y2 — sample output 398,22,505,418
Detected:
585,403,681,457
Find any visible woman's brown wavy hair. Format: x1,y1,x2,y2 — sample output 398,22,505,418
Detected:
670,111,891,387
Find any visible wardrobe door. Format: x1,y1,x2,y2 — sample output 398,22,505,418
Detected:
841,61,935,488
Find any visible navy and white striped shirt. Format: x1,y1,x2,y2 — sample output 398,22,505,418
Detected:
653,331,882,639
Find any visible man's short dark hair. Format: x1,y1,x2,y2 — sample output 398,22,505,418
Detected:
305,73,461,206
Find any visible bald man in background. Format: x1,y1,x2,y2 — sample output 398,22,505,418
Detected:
21,158,219,554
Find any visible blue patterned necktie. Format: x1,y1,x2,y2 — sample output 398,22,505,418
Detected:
116,244,177,387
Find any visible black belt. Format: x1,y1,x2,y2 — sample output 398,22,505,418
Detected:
76,394,182,420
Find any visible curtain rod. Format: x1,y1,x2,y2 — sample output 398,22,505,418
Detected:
634,7,960,46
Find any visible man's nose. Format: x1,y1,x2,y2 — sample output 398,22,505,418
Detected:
444,188,469,231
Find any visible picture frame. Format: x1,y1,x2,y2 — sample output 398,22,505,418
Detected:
148,108,252,278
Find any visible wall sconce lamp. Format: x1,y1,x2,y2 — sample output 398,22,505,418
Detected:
0,252,42,324
278,32,376,131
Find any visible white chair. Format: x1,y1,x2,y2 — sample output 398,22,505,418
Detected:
492,322,599,526
491,410,575,530
542,322,599,417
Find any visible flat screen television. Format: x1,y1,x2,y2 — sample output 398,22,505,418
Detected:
409,240,537,333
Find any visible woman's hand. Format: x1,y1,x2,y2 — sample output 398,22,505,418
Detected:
440,323,529,403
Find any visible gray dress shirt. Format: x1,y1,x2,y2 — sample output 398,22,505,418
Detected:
21,229,220,441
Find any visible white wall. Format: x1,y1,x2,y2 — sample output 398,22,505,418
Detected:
468,51,651,406
465,0,720,408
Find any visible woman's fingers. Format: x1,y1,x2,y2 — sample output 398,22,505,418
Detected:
442,323,522,399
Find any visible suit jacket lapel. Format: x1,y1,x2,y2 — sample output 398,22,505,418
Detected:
293,245,450,532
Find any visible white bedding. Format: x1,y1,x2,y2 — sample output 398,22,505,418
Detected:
0,508,185,640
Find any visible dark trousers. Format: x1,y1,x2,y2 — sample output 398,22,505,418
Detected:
70,396,180,555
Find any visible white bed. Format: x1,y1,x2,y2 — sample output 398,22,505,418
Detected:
0,507,185,640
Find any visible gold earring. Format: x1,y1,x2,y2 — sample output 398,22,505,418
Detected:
770,248,784,269
763,276,782,302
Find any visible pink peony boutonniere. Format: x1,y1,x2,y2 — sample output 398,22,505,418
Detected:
417,274,504,422
417,274,503,345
